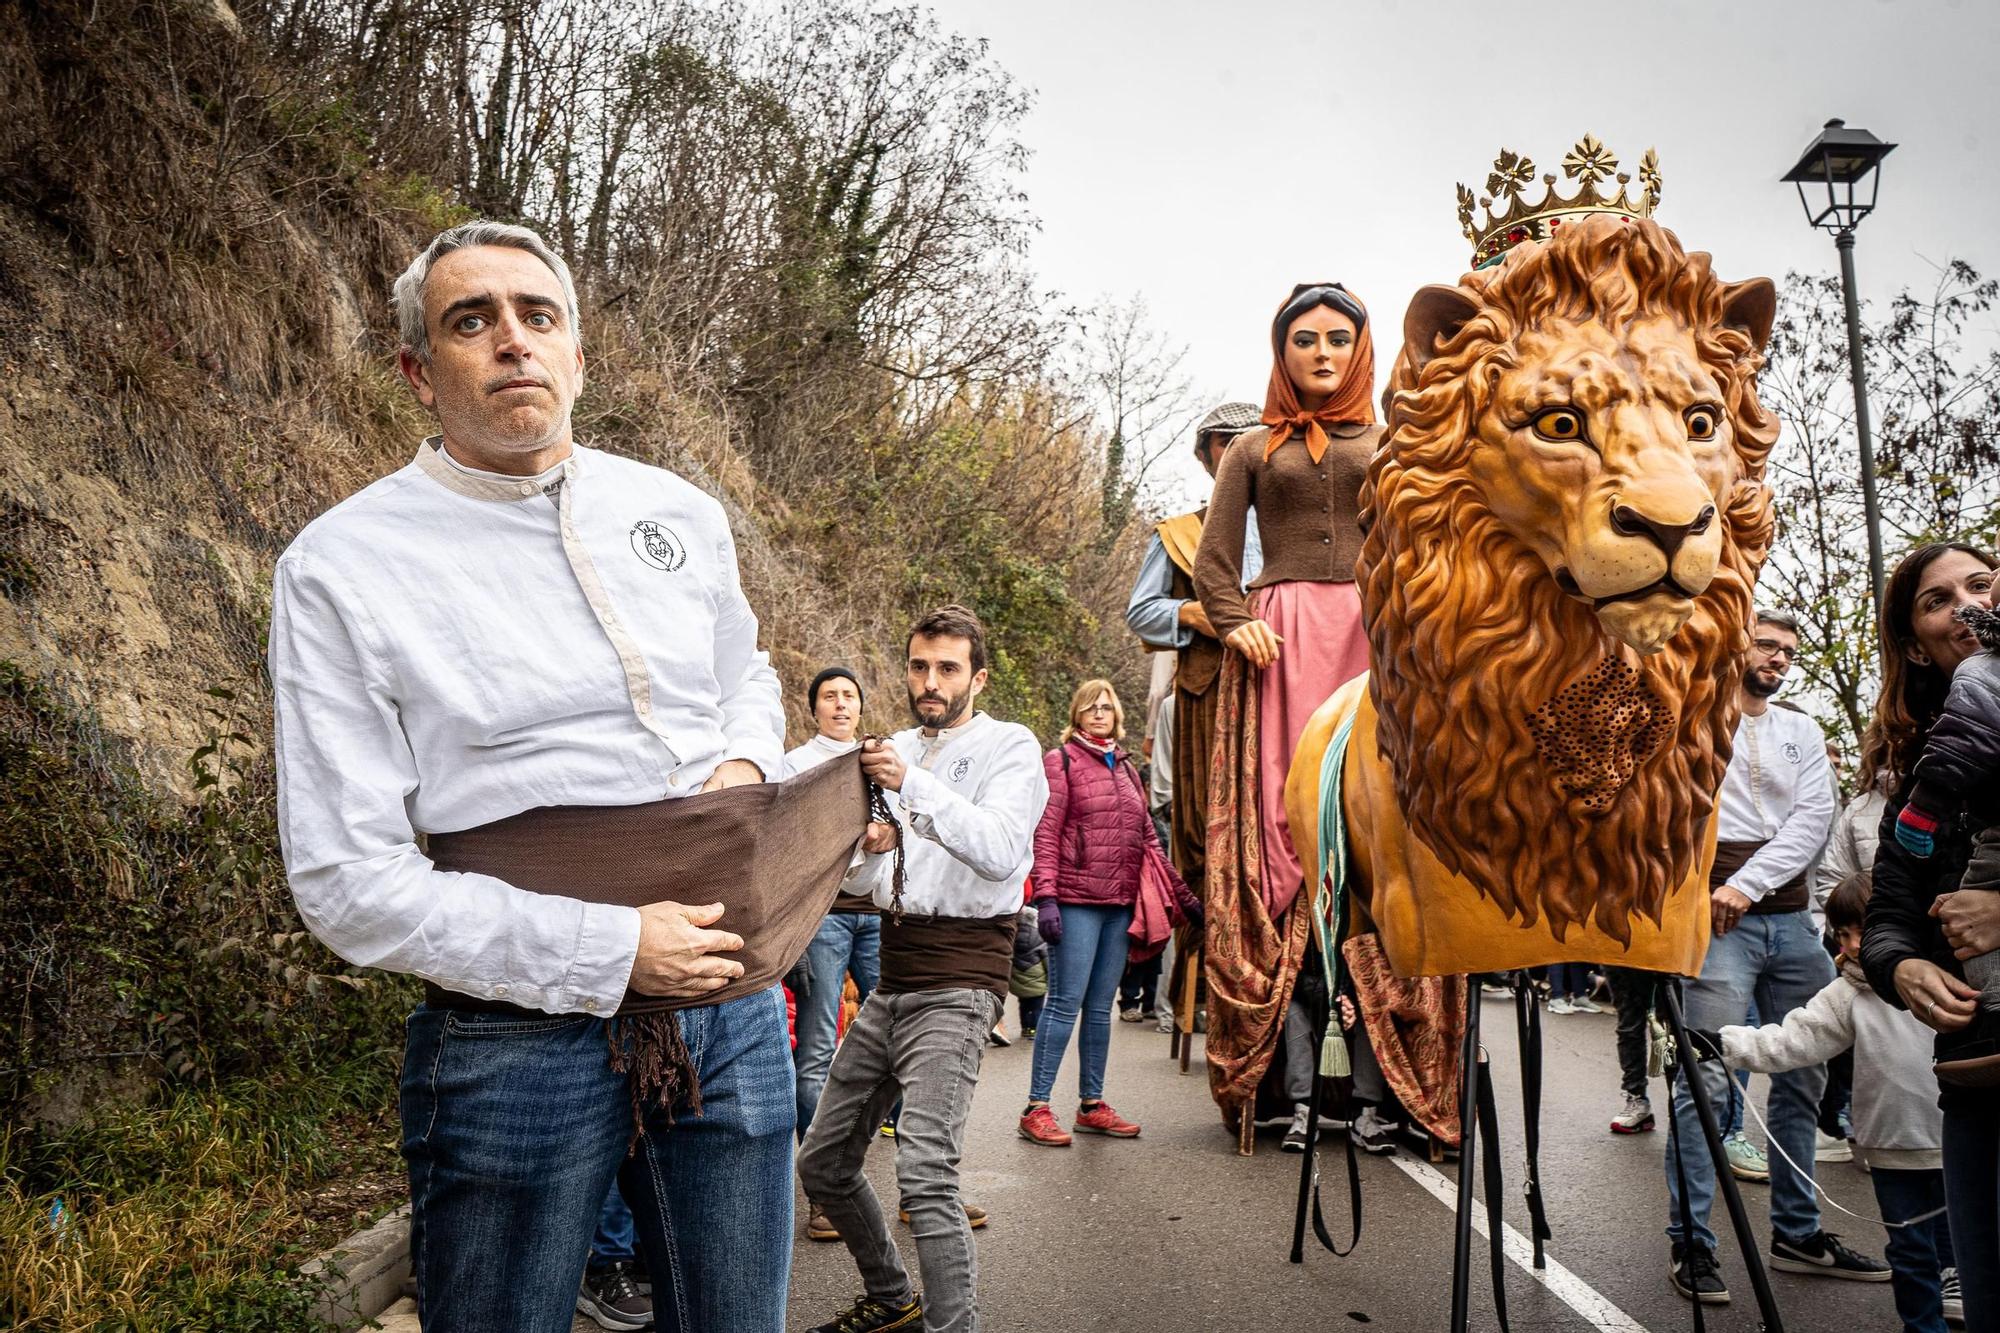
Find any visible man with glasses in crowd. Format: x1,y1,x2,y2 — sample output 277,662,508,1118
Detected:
1663,611,1889,1303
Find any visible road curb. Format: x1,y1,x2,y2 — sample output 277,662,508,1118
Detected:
303,1205,411,1329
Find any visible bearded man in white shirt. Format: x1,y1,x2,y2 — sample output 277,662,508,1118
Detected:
269,222,817,1332
797,605,1049,1333
1663,610,1888,1304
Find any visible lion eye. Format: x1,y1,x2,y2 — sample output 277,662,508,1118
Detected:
1531,408,1585,443
1685,406,1720,440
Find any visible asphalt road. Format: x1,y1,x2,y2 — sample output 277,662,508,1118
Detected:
578,1000,1903,1331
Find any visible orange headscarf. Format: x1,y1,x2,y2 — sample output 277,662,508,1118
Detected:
1261,282,1377,464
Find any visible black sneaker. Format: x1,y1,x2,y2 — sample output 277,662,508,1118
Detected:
805,1292,924,1332
1669,1241,1730,1304
1770,1230,1892,1281
577,1260,653,1330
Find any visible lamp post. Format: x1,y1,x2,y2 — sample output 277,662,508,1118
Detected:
1782,118,1897,618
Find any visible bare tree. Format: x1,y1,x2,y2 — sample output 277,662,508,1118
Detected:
1759,261,2000,761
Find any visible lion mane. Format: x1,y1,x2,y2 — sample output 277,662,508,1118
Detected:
1360,217,1778,945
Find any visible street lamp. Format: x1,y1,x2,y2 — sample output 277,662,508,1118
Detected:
1783,118,1897,617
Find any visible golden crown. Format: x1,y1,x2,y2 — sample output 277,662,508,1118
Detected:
1457,134,1662,269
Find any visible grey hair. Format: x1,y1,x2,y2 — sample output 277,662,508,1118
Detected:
392,221,581,364
1753,608,1801,638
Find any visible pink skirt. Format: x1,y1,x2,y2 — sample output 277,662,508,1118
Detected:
1255,580,1369,917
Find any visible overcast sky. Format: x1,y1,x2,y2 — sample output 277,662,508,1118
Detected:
926,0,2000,507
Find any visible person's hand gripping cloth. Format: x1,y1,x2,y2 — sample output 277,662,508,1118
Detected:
426,753,876,1140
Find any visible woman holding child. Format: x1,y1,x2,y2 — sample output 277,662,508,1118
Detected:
1860,541,2000,1333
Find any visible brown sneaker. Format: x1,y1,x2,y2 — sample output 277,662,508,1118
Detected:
806,1202,840,1242
1073,1101,1141,1137
897,1201,988,1229
1018,1104,1072,1146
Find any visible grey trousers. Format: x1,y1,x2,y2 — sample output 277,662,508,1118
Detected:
797,987,1001,1333
1282,992,1390,1107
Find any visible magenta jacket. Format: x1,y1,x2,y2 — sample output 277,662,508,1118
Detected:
1031,737,1195,916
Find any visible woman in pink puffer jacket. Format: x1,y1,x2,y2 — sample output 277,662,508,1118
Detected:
1019,679,1201,1147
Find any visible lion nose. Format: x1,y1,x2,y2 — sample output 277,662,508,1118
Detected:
1610,502,1715,560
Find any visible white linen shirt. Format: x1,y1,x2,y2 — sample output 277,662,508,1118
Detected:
852,712,1049,918
269,440,784,1015
781,734,860,779
1713,705,1836,904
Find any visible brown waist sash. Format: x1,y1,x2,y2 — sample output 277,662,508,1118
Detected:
1710,837,1809,915
426,753,870,1136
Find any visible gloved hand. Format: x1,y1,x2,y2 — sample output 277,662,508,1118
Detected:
1036,897,1063,946
1684,1027,1726,1063
1895,800,1941,858
1181,897,1205,931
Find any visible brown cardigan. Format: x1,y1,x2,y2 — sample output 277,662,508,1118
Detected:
1192,422,1379,640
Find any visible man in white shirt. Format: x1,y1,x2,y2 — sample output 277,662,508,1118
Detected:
797,606,1049,1333
269,222,799,1331
1664,611,1887,1303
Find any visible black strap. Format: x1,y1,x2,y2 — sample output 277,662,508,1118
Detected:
1513,983,1552,1268
1662,985,1709,1333
1473,1056,1511,1333
1290,1052,1362,1259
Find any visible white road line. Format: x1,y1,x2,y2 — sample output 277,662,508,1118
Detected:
1387,1152,1652,1333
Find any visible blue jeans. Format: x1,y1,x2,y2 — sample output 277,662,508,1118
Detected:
401,987,795,1332
1944,1107,2000,1333
590,1182,635,1269
1872,1167,1956,1333
1029,903,1132,1104
795,913,882,1137
1548,962,1591,999
1663,910,1833,1250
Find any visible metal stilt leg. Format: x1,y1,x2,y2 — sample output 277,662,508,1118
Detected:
1448,983,1482,1333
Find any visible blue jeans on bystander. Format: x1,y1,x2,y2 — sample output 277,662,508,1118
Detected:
589,1182,636,1269
1870,1166,1956,1333
794,912,882,1137
1029,902,1133,1104
1663,910,1834,1252
401,986,795,1332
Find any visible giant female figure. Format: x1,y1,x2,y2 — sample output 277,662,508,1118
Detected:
1193,284,1378,1133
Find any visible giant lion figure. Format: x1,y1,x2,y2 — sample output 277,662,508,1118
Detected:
1287,214,1778,984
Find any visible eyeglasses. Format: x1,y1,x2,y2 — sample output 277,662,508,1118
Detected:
1081,704,1116,716
1751,638,1798,661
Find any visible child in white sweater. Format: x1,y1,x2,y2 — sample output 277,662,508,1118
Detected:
1694,873,1957,1332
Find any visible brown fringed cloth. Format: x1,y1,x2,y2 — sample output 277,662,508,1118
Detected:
1202,642,1312,1123
1343,935,1466,1144
426,753,869,1139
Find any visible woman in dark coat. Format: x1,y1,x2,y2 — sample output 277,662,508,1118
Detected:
1019,679,1199,1147
1861,541,2000,1332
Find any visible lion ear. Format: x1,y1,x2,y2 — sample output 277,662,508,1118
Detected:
1403,285,1483,374
1721,278,1777,353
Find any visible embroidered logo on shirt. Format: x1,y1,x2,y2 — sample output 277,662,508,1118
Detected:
630,521,687,572
948,757,972,782
1781,741,1802,764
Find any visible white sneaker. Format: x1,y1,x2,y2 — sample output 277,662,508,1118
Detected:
1352,1105,1399,1154
1569,996,1604,1014
1548,996,1576,1015
1941,1266,1963,1325
1815,1130,1853,1163
1611,1093,1656,1134
1282,1102,1312,1153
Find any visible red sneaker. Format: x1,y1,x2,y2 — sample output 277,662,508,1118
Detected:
1018,1105,1072,1146
1073,1102,1141,1138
